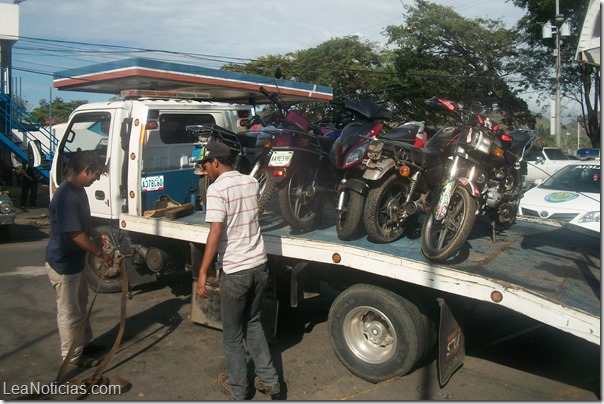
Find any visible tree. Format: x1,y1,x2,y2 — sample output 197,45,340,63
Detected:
30,97,88,125
510,0,600,147
383,0,534,130
223,36,388,123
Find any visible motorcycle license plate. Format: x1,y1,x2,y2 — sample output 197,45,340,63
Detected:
268,151,294,167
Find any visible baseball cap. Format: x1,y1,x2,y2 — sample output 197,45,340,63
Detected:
198,142,232,164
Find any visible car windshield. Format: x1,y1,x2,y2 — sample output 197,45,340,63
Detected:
540,164,601,194
543,148,570,160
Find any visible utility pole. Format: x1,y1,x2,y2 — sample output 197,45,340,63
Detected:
542,0,570,149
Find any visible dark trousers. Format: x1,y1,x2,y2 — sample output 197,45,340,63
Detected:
21,180,38,207
220,263,279,399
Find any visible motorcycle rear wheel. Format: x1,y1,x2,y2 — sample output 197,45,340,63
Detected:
253,167,276,213
363,175,409,243
336,190,365,240
421,186,477,262
278,164,320,230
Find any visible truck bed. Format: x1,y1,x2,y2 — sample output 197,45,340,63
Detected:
120,208,601,345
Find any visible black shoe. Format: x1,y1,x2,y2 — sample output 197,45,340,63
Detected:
67,354,100,368
83,343,106,355
254,375,281,396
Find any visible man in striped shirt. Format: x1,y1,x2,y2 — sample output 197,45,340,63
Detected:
195,142,281,400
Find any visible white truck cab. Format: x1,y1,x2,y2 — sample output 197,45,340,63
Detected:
49,98,253,220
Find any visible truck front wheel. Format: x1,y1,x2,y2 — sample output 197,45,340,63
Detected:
84,225,124,293
328,284,427,383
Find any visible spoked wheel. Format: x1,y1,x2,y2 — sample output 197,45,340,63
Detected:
421,185,477,262
336,190,365,240
277,164,320,229
253,167,276,213
198,176,211,208
363,175,409,243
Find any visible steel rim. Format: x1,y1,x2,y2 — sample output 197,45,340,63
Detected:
342,305,397,364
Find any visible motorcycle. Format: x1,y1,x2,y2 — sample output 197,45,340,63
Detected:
358,120,459,243
267,99,392,231
187,123,275,212
420,97,536,262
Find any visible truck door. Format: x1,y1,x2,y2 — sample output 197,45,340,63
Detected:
50,111,114,219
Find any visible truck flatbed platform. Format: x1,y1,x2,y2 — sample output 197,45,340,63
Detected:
120,209,601,345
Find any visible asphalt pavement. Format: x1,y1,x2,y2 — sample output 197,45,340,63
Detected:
0,186,599,401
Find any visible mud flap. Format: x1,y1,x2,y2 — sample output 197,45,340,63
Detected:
436,298,465,386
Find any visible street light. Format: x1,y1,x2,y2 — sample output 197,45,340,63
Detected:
542,0,571,149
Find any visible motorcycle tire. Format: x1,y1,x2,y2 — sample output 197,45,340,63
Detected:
363,175,409,243
336,190,365,241
421,185,477,262
253,167,276,213
277,164,320,230
198,176,211,208
495,169,523,228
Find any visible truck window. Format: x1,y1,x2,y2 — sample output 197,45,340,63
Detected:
62,112,111,156
159,113,216,144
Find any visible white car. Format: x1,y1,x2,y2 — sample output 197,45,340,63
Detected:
519,162,601,234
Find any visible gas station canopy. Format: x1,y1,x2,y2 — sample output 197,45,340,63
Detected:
53,57,333,104
576,0,601,66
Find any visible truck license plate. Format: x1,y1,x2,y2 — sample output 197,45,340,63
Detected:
141,175,165,192
268,151,294,167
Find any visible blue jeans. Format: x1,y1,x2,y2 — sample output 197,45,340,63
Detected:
220,263,278,399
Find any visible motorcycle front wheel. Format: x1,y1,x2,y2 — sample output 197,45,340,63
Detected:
421,185,477,262
363,175,409,243
277,164,320,230
336,190,365,240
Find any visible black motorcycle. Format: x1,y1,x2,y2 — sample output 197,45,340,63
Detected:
420,98,536,262
359,120,459,243
187,123,275,212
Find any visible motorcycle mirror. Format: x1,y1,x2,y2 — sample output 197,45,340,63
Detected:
274,67,282,80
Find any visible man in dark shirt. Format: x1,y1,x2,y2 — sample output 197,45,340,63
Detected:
45,151,112,368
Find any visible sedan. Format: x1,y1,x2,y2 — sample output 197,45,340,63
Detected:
519,162,600,234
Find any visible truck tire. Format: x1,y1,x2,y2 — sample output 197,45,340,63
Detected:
84,225,124,293
198,176,211,208
421,186,477,262
363,175,409,243
336,190,365,240
328,284,427,383
277,164,319,229
254,167,276,213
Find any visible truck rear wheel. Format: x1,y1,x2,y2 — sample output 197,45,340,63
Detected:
328,284,427,383
84,225,124,293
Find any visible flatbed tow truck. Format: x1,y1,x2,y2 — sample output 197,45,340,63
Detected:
48,58,600,385
119,205,600,384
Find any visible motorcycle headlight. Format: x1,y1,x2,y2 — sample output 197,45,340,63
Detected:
367,140,383,160
578,211,600,223
0,199,13,214
464,128,494,154
345,144,368,166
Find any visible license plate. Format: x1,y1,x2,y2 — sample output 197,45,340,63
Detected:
141,175,165,192
268,151,294,167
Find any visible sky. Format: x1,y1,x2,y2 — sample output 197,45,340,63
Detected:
3,0,542,112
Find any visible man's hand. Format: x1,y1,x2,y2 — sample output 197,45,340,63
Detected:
196,271,208,299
